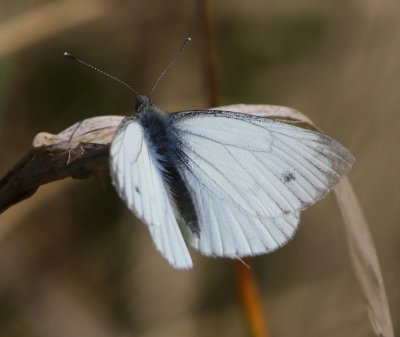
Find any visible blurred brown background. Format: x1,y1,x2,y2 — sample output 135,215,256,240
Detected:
0,1,398,336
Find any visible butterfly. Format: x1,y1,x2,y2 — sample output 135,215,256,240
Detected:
109,95,354,269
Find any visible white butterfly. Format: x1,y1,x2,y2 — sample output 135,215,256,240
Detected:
109,95,354,269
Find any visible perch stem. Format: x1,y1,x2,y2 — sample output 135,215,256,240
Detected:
234,261,269,337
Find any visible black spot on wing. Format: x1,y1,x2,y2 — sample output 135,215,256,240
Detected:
283,172,295,182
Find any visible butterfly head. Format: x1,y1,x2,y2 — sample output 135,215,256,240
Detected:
135,95,152,114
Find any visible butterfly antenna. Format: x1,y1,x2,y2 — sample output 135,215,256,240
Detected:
63,52,141,96
149,37,192,99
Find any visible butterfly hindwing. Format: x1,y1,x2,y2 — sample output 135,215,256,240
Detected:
171,109,354,256
182,178,301,257
110,117,193,269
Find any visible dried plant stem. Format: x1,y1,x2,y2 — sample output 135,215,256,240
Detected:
0,142,109,214
334,178,394,337
199,1,269,336
234,261,269,337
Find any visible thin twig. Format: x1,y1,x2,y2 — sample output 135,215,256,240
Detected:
334,178,394,337
234,261,269,337
0,143,109,214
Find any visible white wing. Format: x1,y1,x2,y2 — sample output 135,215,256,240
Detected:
110,118,192,269
183,185,300,257
172,110,354,257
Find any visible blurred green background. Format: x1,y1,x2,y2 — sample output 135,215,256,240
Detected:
0,1,398,336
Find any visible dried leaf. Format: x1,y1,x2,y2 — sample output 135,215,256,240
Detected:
32,115,124,147
334,178,394,337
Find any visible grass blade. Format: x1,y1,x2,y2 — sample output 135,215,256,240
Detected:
334,177,394,337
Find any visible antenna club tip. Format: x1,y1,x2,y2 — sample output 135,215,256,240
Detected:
63,51,74,59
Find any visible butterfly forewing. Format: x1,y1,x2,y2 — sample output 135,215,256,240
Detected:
110,118,193,269
172,110,354,217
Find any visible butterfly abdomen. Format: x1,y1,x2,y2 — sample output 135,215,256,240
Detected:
139,104,200,236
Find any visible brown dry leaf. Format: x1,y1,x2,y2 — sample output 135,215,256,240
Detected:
32,115,124,147
334,178,394,337
0,115,125,214
212,104,315,125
